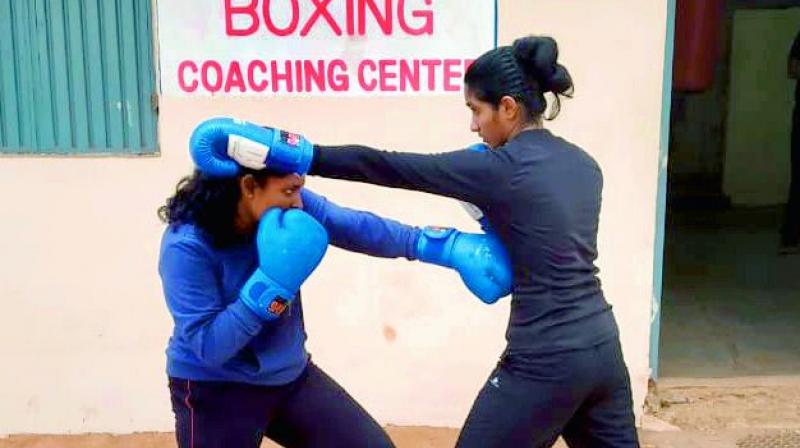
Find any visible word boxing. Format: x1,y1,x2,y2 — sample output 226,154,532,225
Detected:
177,57,473,94
225,0,435,37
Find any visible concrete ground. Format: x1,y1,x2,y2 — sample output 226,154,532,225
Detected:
2,425,799,448
648,376,800,447
0,428,767,448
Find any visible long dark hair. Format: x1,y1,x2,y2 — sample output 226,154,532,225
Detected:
158,169,271,247
465,35,573,122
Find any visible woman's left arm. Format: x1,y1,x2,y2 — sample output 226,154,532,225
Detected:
301,189,420,259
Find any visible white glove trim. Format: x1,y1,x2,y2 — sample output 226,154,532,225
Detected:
228,135,270,170
460,201,485,222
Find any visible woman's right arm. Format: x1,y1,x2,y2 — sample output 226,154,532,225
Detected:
159,237,263,367
309,144,508,207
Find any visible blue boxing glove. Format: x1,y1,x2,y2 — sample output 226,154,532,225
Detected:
190,117,314,177
239,208,329,321
415,227,512,304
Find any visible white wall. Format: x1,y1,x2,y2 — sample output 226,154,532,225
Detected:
0,0,669,434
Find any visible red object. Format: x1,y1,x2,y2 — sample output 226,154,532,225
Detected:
673,0,725,92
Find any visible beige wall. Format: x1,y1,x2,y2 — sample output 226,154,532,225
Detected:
723,8,799,206
0,0,669,434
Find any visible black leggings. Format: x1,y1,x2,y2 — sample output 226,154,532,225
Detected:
456,339,639,448
169,361,394,448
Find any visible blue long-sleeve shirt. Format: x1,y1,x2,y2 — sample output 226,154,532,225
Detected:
159,189,420,385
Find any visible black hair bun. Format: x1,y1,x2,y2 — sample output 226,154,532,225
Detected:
512,35,573,96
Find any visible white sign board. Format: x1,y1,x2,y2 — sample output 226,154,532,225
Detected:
157,0,497,96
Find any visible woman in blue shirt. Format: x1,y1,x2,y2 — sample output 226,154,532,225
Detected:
158,169,422,448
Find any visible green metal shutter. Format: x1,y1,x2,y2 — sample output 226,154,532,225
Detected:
0,0,157,155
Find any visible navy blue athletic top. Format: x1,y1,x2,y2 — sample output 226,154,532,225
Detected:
311,129,619,355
